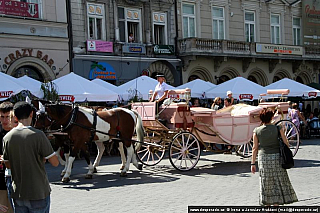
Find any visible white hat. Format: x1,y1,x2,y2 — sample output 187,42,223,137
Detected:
227,91,232,95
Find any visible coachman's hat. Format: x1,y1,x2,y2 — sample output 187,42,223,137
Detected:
155,73,165,78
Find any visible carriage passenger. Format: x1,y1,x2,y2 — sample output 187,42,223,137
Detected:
150,74,169,110
211,97,222,110
223,98,232,108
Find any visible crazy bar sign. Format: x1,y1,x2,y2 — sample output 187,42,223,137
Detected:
0,91,13,98
59,95,75,102
308,92,317,97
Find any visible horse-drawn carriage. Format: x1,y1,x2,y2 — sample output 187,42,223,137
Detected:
132,88,300,171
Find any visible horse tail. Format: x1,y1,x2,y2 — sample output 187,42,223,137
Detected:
132,110,144,150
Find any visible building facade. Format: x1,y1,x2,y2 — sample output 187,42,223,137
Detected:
71,0,181,86
0,0,70,82
176,0,320,86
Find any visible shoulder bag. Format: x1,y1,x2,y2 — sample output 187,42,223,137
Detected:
278,126,294,169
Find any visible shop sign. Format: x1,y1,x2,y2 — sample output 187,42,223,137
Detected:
256,43,303,55
239,94,253,100
154,45,174,55
59,95,75,102
0,91,13,98
89,62,116,80
302,0,320,45
123,44,146,54
87,40,113,53
0,0,39,18
4,49,54,68
308,92,317,97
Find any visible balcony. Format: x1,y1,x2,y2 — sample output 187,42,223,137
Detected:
178,38,320,60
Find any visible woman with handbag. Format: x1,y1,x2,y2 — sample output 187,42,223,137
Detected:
251,108,298,206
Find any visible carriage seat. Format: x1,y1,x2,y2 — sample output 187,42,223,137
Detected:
131,102,156,121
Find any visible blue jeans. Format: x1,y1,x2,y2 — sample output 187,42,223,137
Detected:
5,176,14,209
13,196,50,213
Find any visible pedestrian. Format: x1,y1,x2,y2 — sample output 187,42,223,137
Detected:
211,97,221,110
192,99,200,107
251,108,298,206
2,101,59,213
0,102,16,213
290,103,306,138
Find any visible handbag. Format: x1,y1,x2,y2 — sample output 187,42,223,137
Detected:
278,127,294,169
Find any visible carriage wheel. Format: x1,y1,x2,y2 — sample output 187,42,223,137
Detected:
235,138,253,158
169,132,201,171
136,139,166,166
275,120,300,157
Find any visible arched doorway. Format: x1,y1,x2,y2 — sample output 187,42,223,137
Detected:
296,76,304,84
149,61,175,85
189,66,213,82
296,72,312,84
12,65,44,82
217,67,239,84
273,69,290,83
248,68,268,86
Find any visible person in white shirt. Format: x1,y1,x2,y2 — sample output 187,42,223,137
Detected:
150,74,169,107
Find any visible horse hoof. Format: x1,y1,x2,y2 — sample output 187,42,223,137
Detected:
62,177,70,183
60,172,66,177
120,172,127,177
138,164,143,171
120,165,125,170
85,174,93,179
93,168,97,173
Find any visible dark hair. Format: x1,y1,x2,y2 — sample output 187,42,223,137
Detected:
225,98,232,104
14,101,33,120
292,103,298,109
0,102,14,113
259,108,274,124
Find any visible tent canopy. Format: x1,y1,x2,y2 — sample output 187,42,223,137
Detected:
91,78,118,92
53,72,118,102
206,77,266,100
265,78,320,98
16,75,44,98
0,72,25,101
117,76,175,101
177,79,216,98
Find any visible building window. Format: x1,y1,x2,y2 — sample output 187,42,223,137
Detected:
153,12,167,45
212,7,225,39
87,3,105,40
118,7,141,43
293,17,301,46
182,3,196,38
245,11,255,42
271,14,280,44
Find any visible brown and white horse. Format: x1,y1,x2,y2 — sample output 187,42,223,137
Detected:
34,103,144,182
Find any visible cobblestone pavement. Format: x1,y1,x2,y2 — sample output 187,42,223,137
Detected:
46,138,320,213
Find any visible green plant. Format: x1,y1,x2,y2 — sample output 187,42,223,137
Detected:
41,81,59,102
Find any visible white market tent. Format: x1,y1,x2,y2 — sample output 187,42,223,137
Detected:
0,72,25,101
206,77,267,100
53,72,118,102
265,78,320,98
91,78,118,92
16,75,44,98
117,76,175,101
177,79,216,98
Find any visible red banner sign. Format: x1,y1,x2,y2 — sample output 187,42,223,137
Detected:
239,94,253,100
308,92,317,97
0,91,13,98
0,0,39,18
59,95,75,102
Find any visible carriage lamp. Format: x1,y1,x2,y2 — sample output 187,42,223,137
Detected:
185,88,191,103
148,90,153,101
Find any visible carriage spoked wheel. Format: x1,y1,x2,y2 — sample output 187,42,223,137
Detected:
235,138,253,158
136,138,166,166
169,132,201,171
275,120,300,157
